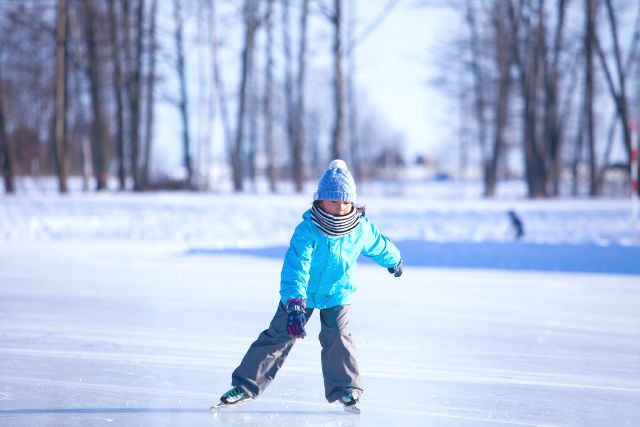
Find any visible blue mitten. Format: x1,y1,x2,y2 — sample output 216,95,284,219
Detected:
388,259,403,277
286,299,307,339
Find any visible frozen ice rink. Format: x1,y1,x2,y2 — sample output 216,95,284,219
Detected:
1,241,639,426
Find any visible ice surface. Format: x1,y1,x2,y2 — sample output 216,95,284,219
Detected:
1,242,638,426
1,190,639,425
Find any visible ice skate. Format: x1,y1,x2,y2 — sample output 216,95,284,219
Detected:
210,386,253,411
340,392,361,414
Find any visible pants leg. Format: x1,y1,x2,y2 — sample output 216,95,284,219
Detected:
231,302,314,397
319,305,363,402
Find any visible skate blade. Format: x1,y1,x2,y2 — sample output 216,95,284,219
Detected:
343,404,361,414
210,398,253,411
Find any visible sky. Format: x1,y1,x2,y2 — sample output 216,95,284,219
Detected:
152,1,462,175
354,1,460,163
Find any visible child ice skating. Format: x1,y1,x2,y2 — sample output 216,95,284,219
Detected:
213,160,403,414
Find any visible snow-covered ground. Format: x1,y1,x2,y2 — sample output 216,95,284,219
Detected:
1,184,639,426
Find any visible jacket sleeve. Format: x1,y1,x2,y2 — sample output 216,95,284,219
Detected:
360,218,401,268
280,220,315,305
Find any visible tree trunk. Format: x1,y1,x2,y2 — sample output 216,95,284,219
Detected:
331,0,346,160
532,5,548,197
247,60,258,191
571,95,585,196
53,0,68,193
484,1,511,198
142,0,157,188
282,0,295,185
264,0,276,192
543,0,568,197
604,0,631,161
173,0,192,187
293,0,309,192
211,0,233,189
466,0,489,188
81,135,94,191
232,0,257,192
585,0,599,196
594,0,633,193
83,0,108,191
517,1,547,198
0,57,15,194
129,0,145,190
194,0,212,191
108,0,127,190
347,0,361,182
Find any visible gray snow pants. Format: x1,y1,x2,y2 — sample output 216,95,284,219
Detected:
231,302,363,403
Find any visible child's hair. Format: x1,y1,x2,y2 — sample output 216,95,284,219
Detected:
313,200,366,217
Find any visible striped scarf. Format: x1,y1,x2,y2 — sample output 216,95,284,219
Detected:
311,203,360,237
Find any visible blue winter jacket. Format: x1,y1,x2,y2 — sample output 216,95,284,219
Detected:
280,209,401,309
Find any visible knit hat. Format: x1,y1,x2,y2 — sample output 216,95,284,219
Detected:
314,159,356,203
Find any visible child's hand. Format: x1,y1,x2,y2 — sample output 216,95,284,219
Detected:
388,259,403,277
286,299,307,339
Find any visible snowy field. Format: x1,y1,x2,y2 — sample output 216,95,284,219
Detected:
1,183,639,426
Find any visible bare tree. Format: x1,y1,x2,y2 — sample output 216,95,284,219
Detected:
465,0,489,185
211,0,233,187
282,0,295,185
231,0,259,191
293,0,310,192
447,0,640,198
278,0,310,191
83,0,109,191
525,2,547,198
264,0,276,192
484,1,513,197
330,0,346,160
194,0,214,191
502,0,567,198
142,0,157,188
542,0,569,196
66,4,93,191
0,53,15,193
130,0,145,190
108,0,126,190
347,0,360,180
584,0,599,196
247,49,259,191
53,0,69,193
0,4,58,182
595,0,637,193
173,0,192,187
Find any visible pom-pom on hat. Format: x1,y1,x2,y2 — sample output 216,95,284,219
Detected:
314,159,356,203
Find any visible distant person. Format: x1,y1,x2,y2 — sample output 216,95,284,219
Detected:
508,210,525,240
213,160,403,414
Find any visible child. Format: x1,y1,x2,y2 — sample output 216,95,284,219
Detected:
213,159,403,413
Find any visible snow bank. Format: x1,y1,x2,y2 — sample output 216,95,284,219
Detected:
1,184,638,274
1,191,637,246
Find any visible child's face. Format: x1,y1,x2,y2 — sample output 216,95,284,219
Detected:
320,200,353,216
